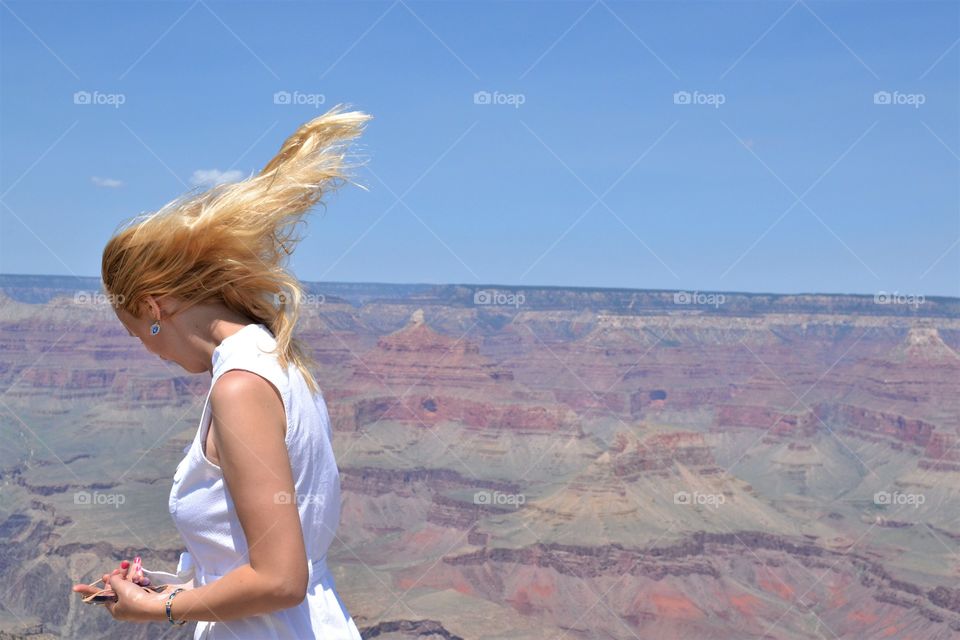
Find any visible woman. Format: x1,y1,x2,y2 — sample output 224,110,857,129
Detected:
72,104,371,638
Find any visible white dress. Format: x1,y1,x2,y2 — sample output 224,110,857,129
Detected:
142,323,362,639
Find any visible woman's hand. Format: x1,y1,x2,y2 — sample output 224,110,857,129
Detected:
71,558,144,600
101,573,166,622
72,557,174,622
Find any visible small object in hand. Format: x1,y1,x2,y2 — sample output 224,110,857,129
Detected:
78,576,167,605
85,590,118,604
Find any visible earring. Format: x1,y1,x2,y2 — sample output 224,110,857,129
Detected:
150,321,161,335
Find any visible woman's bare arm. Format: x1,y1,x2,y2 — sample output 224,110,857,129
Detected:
156,369,309,622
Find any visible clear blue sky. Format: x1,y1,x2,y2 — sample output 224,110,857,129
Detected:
1,1,958,297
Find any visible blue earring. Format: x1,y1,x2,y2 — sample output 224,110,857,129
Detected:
150,321,161,335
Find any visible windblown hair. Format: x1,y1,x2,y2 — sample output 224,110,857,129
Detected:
101,103,372,394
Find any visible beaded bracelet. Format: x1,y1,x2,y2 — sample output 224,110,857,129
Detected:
165,588,187,625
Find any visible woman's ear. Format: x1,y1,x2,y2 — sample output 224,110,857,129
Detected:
143,295,162,322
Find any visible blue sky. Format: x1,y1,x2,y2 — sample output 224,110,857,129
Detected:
1,0,958,297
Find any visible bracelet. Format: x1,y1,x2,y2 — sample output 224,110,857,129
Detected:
165,587,187,626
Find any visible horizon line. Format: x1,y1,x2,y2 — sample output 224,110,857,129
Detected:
0,272,956,303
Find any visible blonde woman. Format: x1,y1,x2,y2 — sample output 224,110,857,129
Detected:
73,105,371,638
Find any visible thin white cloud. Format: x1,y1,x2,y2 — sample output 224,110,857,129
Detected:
190,168,245,188
91,176,124,188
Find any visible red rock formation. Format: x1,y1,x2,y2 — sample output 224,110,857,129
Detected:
920,431,960,471
715,404,819,437
349,394,576,432
352,309,511,389
613,431,716,478
815,403,936,449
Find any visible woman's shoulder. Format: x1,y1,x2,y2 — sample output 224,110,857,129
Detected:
213,324,291,392
214,323,278,365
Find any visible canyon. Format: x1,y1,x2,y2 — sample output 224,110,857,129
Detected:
0,274,959,638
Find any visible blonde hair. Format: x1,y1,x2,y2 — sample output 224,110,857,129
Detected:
101,103,372,394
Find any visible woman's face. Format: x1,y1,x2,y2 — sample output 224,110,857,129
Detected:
112,298,220,375
113,304,182,367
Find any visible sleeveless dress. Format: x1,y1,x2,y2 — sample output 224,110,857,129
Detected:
141,323,362,639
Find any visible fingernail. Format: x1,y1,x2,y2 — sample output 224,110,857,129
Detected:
120,560,129,569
